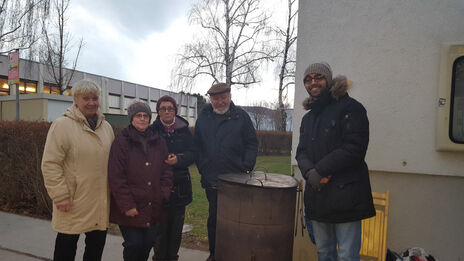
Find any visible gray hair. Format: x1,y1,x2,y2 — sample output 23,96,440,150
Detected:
72,79,101,98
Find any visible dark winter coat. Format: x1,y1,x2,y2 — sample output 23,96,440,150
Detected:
151,115,194,207
108,125,173,228
296,76,375,223
194,102,259,188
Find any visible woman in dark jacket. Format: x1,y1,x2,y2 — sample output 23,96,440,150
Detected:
151,95,194,261
108,101,173,261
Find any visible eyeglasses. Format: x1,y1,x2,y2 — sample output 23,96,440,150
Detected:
304,75,325,83
134,113,150,120
159,107,175,112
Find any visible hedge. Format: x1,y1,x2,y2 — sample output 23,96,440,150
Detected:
0,121,291,218
0,121,52,218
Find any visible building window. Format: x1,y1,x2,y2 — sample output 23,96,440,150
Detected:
188,107,196,118
180,106,187,117
0,78,9,96
18,81,37,94
0,78,37,95
450,56,464,143
108,94,120,109
149,101,156,112
124,97,135,110
64,87,72,96
44,83,61,95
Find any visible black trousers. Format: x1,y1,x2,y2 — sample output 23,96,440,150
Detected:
153,205,186,261
205,188,218,256
119,224,157,261
53,230,107,261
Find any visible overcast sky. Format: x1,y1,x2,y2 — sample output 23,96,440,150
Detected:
68,0,296,107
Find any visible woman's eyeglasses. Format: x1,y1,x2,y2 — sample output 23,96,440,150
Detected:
159,107,175,112
134,113,150,120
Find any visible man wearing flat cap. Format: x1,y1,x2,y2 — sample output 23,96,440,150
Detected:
296,62,375,261
193,82,258,261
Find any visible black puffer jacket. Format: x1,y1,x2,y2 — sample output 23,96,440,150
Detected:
152,115,194,207
194,102,258,188
296,76,375,223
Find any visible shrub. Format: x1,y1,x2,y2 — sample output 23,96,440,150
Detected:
0,121,52,218
189,127,291,155
0,121,291,219
256,130,292,155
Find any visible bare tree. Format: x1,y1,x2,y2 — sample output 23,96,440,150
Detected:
0,0,50,55
173,0,277,92
269,101,290,131
274,0,297,131
39,0,83,93
243,101,274,130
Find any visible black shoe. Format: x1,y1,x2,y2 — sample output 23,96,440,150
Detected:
206,254,215,261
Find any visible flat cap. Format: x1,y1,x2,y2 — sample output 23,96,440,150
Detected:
207,83,231,95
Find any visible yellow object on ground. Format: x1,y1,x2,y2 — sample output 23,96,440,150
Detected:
360,190,390,261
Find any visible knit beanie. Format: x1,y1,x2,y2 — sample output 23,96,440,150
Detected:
303,62,333,86
128,101,152,122
156,95,178,115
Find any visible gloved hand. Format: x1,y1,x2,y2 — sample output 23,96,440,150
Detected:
307,168,323,191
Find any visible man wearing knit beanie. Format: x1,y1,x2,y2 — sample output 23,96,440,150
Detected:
302,62,332,100
128,100,152,123
296,62,375,261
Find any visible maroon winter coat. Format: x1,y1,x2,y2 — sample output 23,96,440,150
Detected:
108,125,173,228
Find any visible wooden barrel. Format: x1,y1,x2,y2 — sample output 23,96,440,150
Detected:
215,172,298,261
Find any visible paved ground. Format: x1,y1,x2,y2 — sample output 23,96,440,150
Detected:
0,211,208,261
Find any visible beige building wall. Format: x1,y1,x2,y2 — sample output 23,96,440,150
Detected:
292,167,464,260
369,170,464,256
292,0,464,260
1,99,47,121
0,94,73,121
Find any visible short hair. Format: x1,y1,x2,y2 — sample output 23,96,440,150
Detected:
156,95,178,115
72,79,101,99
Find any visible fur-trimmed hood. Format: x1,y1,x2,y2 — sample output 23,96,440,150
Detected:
302,75,350,110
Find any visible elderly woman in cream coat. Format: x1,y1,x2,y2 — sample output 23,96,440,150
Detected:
41,79,114,261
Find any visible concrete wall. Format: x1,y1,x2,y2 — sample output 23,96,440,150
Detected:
292,0,464,260
1,98,47,121
369,170,464,258
47,99,73,121
0,94,72,121
292,0,464,176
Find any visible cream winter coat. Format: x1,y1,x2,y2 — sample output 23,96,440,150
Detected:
41,105,114,234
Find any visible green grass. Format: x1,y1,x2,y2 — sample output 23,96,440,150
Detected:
255,155,292,175
183,155,291,244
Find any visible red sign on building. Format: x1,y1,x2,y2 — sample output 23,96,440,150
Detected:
8,50,19,85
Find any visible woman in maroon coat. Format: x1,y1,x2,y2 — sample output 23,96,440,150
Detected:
108,101,173,261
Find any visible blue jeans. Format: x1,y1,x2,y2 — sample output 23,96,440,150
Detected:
119,225,157,261
311,220,361,261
